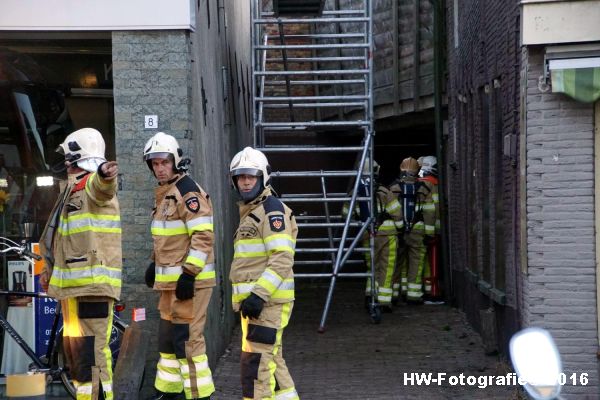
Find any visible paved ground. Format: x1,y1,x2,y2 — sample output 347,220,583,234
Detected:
25,281,521,399
212,281,521,400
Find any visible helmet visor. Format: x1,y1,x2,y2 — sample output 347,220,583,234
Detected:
231,168,262,177
144,152,173,161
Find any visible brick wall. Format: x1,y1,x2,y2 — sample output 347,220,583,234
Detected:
524,47,599,397
111,0,251,394
445,0,521,352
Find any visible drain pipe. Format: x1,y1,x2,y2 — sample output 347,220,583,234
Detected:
433,0,452,302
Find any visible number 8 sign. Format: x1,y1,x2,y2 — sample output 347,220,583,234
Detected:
145,115,158,129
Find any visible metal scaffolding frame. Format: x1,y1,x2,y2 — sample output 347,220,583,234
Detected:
251,0,379,331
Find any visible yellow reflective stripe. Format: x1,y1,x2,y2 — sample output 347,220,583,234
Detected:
232,279,294,303
196,264,215,280
186,249,208,268
186,216,214,234
256,268,283,295
155,265,215,282
385,199,401,213
58,213,121,236
151,219,188,236
234,238,267,258
264,234,295,255
156,353,183,394
49,275,121,289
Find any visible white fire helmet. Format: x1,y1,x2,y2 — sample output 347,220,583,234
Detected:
143,132,183,171
419,155,438,177
229,147,271,200
57,128,106,173
362,158,380,177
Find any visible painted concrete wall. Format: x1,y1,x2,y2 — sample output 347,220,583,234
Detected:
112,0,252,394
523,46,599,397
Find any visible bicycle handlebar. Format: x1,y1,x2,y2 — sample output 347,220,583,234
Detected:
22,248,43,261
0,237,42,261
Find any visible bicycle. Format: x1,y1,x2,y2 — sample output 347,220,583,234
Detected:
0,236,131,398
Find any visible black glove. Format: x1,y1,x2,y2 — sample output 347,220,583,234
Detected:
175,273,196,300
240,293,265,319
145,262,156,288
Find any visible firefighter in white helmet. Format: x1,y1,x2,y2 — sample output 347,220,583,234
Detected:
343,159,402,310
229,147,300,400
418,156,441,298
389,157,436,304
39,128,121,400
143,132,215,400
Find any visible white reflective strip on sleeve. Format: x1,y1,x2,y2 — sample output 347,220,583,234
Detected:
188,249,208,262
187,216,213,229
152,220,186,229
260,269,283,287
233,283,254,296
408,283,422,289
234,242,267,253
156,266,183,276
276,280,295,291
264,237,296,252
202,263,215,272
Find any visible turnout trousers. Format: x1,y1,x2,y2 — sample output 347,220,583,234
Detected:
364,235,398,306
154,288,215,399
62,296,114,400
394,231,427,302
240,302,299,400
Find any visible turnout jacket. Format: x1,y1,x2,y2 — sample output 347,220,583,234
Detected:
342,182,403,236
151,173,216,290
230,187,297,311
41,171,122,300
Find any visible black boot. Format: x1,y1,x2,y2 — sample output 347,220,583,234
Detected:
146,391,181,400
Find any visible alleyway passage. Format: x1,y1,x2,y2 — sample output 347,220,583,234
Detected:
212,282,519,400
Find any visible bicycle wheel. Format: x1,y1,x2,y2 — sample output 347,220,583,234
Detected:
52,330,77,399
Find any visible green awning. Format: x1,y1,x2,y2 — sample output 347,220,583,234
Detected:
551,66,600,103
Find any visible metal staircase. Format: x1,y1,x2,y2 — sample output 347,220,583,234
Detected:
251,0,379,331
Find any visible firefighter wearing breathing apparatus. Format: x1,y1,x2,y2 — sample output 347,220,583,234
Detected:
39,127,121,400
342,160,402,310
389,157,436,304
229,147,300,400
143,132,215,400
418,156,441,298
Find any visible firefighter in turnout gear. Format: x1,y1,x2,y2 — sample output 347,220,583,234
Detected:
39,128,121,400
144,132,215,400
342,160,402,309
229,147,300,400
418,156,441,298
390,157,436,304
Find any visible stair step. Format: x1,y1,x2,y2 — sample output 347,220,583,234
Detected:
258,121,370,128
254,69,368,76
257,146,364,152
273,170,359,177
296,248,369,253
253,17,369,24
